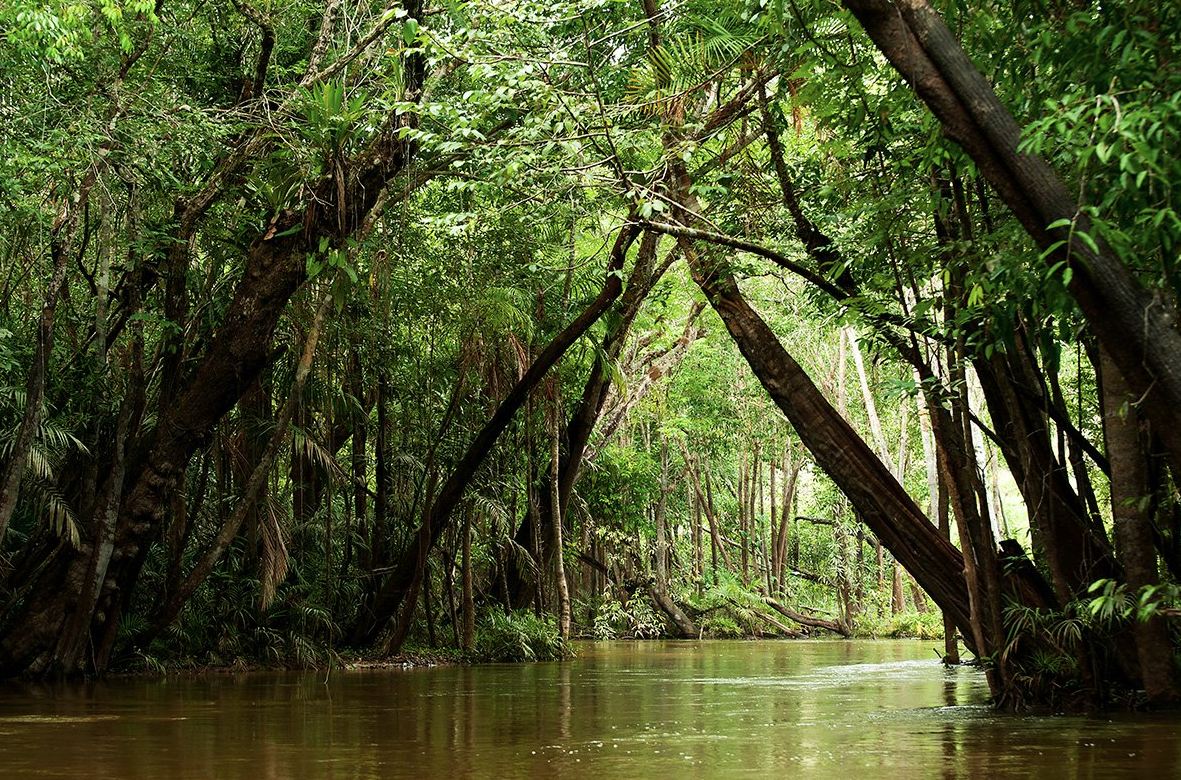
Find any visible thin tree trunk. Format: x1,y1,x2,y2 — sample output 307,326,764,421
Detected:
703,456,730,571
0,178,92,544
549,399,571,641
655,438,670,594
422,556,437,647
849,328,896,473
462,507,475,652
503,234,665,606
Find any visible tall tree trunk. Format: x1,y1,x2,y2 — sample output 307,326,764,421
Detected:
462,507,475,652
549,398,572,641
1100,348,1181,703
843,0,1181,481
935,459,960,663
654,439,670,595
502,233,664,607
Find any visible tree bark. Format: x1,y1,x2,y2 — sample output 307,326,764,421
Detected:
842,0,1181,481
502,233,665,606
764,597,850,637
133,292,335,652
1100,347,1181,703
679,241,973,641
549,399,572,641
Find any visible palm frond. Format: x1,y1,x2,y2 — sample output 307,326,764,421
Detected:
390,449,426,474
290,425,349,481
497,536,539,579
258,496,291,610
471,491,510,528
27,479,80,547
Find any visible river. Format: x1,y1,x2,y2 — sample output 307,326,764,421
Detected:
0,640,1176,779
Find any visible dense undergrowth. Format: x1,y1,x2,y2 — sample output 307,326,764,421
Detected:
120,580,947,675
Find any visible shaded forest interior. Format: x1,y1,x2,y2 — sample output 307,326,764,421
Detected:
1,0,1180,709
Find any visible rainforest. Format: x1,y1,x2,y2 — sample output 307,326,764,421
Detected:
1,0,1180,715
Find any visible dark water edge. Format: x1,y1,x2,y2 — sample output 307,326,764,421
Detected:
0,639,1176,779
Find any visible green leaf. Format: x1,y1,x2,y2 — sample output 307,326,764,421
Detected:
402,18,419,46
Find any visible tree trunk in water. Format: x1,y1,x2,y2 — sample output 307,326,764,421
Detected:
650,587,699,638
974,343,1116,602
765,597,850,637
1100,348,1181,704
679,243,974,643
935,454,960,663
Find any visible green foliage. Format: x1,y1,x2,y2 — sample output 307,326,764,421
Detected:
1088,578,1181,623
472,611,568,662
0,0,1173,715
853,611,945,640
698,611,744,638
688,577,792,638
588,596,665,640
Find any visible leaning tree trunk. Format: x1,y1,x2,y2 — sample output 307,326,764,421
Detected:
348,223,641,649
502,231,662,607
680,241,974,642
0,104,419,677
842,0,1181,482
130,292,335,653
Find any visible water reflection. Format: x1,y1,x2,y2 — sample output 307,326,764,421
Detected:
0,641,1177,779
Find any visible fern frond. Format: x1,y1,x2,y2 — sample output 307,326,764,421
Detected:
290,425,349,480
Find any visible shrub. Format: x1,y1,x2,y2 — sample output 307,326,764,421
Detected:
854,610,946,639
473,610,568,662
590,595,666,639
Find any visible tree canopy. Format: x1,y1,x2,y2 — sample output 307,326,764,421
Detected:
0,0,1179,708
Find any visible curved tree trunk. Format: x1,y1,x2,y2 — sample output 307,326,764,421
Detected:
843,0,1181,481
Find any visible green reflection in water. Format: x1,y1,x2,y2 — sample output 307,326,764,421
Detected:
0,640,1176,779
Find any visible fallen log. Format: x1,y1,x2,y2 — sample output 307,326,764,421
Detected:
650,587,700,638
724,598,804,638
764,597,850,637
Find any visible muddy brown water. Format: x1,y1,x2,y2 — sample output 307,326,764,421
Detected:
0,640,1177,779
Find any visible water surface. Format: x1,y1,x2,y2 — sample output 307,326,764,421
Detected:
0,640,1176,779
